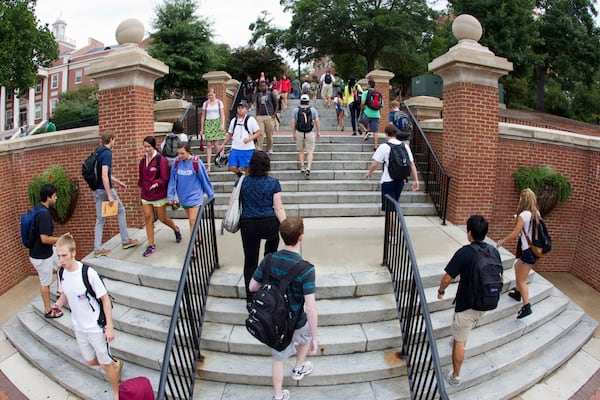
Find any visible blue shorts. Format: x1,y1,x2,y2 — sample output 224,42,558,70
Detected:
520,248,539,266
381,180,405,211
229,148,254,168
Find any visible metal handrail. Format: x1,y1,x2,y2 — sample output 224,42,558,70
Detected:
156,197,220,399
403,103,451,225
382,194,448,400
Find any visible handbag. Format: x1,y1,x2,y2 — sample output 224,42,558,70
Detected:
220,175,244,234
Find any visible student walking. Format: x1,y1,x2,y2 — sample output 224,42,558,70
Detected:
292,94,321,179
219,100,262,177
496,188,541,319
200,88,226,172
138,136,182,257
249,216,318,400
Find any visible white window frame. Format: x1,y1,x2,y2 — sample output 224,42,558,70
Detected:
36,80,42,93
51,74,58,89
35,103,42,119
50,99,58,113
75,69,83,84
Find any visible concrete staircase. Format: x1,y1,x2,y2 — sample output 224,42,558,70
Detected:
2,216,597,400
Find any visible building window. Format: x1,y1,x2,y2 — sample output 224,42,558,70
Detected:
50,99,58,112
75,69,83,84
51,74,58,89
36,80,42,93
35,103,42,119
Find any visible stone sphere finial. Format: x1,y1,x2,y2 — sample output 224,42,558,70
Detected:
115,18,145,46
452,14,482,43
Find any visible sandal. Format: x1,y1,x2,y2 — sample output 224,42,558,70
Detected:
44,307,63,319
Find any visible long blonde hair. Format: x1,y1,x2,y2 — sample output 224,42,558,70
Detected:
517,188,540,220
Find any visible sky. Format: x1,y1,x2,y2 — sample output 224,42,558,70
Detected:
33,0,293,49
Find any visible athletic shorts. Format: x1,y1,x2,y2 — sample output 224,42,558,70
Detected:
296,131,316,153
381,180,405,211
229,148,254,168
75,329,114,365
452,309,484,342
272,322,311,362
141,198,169,207
29,250,58,286
359,114,380,133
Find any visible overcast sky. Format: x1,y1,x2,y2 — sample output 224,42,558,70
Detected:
34,0,293,49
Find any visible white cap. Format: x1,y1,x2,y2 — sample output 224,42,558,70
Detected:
300,94,310,101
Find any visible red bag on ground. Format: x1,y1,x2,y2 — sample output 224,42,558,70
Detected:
119,376,155,400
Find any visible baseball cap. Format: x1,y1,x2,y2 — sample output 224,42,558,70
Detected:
237,100,248,108
300,94,310,101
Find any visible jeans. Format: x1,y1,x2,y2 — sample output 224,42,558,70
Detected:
94,188,130,251
240,217,280,301
349,102,361,133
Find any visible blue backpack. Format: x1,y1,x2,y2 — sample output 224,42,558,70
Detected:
20,207,48,248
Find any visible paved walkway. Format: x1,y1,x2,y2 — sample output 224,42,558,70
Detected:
1,217,599,399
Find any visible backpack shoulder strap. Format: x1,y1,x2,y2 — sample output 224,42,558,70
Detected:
243,116,250,136
82,264,97,300
58,266,64,282
192,156,199,174
278,260,310,293
262,253,274,283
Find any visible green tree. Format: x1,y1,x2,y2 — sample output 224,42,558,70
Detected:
0,0,58,93
51,85,98,130
148,0,217,100
223,46,286,82
281,0,436,73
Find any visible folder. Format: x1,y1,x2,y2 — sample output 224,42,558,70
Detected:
102,201,119,217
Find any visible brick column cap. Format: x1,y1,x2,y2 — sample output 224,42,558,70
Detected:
203,71,232,85
365,69,395,83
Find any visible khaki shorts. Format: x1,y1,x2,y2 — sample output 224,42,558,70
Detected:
452,309,484,342
75,329,114,365
296,131,316,153
29,249,58,286
321,85,333,99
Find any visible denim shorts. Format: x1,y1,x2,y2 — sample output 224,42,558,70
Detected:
520,248,539,266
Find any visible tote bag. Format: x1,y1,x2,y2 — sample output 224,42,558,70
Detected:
221,175,244,234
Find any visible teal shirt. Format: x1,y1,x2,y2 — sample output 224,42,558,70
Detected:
362,88,382,118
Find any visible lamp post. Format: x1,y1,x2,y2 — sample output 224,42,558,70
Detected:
296,42,302,80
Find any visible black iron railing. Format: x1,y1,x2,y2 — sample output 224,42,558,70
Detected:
403,104,451,225
382,194,448,400
156,197,220,400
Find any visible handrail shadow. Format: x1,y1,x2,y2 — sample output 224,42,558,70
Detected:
383,194,448,400
402,104,451,225
156,197,219,399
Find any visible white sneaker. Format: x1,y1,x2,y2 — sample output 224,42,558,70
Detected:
272,389,290,400
363,132,372,141
444,369,461,386
292,361,313,380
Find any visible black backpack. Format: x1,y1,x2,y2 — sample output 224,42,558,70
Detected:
162,134,180,158
82,146,108,190
246,254,308,351
324,73,332,84
58,264,113,327
526,218,552,257
393,110,412,139
468,243,504,311
386,142,412,181
295,107,314,133
365,89,383,110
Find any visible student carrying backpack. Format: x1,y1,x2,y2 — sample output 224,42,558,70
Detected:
20,207,48,248
295,106,314,133
82,147,108,190
246,254,309,351
393,110,412,139
468,243,504,311
324,72,332,84
162,133,181,158
366,89,383,110
385,142,412,181
525,218,552,257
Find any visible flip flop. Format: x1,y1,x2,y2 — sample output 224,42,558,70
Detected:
44,307,63,319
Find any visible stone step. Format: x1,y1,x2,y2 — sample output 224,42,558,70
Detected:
449,314,598,400
211,179,383,193
197,348,406,386
207,170,384,183
193,378,411,400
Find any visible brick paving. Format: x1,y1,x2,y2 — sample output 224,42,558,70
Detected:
0,371,27,400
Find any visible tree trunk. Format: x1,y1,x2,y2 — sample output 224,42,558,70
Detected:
535,66,546,112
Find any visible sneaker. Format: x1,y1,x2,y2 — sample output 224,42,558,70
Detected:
357,126,364,135
508,288,521,302
272,389,290,400
174,229,182,244
304,169,310,180
517,303,532,319
352,131,357,136
143,245,157,257
292,361,313,381
363,132,372,141
300,166,306,174
122,239,139,249
94,249,111,257
444,370,461,386
268,150,274,155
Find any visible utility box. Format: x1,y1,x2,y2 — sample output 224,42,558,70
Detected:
411,74,443,99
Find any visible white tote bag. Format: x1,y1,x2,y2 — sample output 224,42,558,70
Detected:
220,175,244,234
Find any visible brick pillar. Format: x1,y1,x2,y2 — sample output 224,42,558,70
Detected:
365,70,394,133
429,14,513,224
204,71,235,120
86,19,168,228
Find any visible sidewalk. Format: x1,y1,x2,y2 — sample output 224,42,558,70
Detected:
1,216,598,399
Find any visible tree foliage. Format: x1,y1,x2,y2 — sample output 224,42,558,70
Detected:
223,46,286,82
148,0,219,100
51,85,98,130
0,0,58,93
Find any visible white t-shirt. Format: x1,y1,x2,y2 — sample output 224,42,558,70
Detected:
519,210,539,250
58,262,107,333
228,115,260,150
203,100,224,120
320,72,334,86
372,139,414,183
